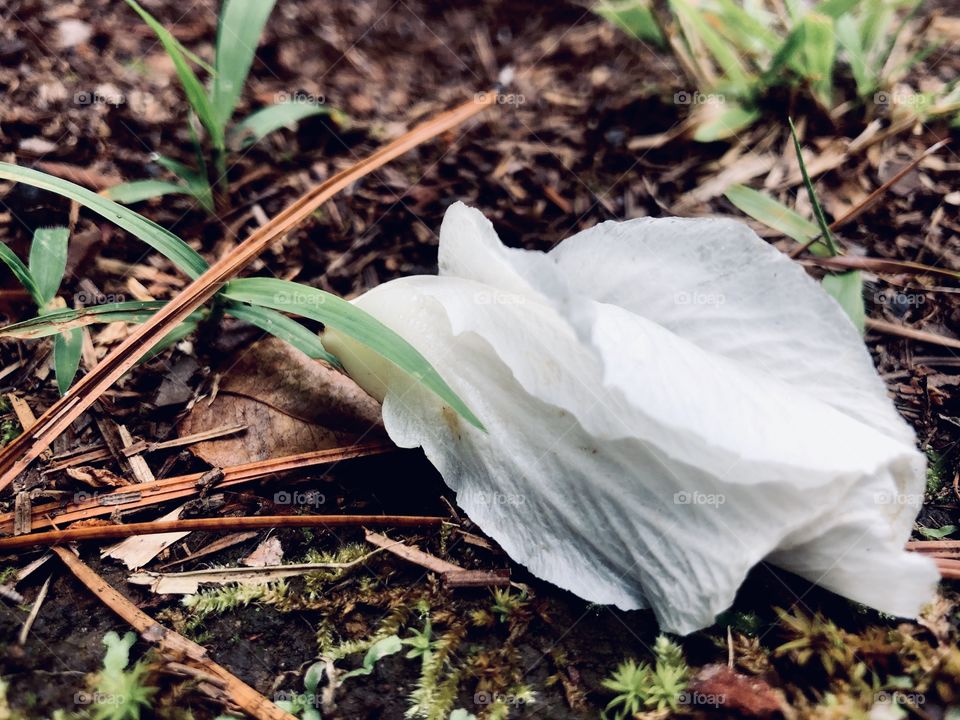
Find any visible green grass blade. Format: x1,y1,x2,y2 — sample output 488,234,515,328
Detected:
0,163,208,279
798,14,836,107
822,270,865,333
103,180,191,205
142,319,199,362
124,0,224,148
671,0,753,92
54,328,83,395
154,154,214,212
0,301,170,339
592,0,664,45
724,184,831,253
232,102,336,148
211,0,278,129
222,277,483,430
29,226,70,306
0,242,42,306
692,103,759,141
787,118,838,255
224,301,340,367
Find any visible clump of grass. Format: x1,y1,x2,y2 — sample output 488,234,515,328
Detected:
601,635,690,718
593,0,952,141
110,0,345,214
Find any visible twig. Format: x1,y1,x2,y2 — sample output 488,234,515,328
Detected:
865,318,960,351
0,93,497,494
0,514,444,551
18,573,51,645
933,557,960,581
51,547,296,720
0,442,394,534
122,424,247,456
800,255,959,281
788,139,949,259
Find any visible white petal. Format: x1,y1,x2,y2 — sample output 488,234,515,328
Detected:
322,205,939,634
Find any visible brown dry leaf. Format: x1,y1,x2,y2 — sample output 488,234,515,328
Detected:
66,466,130,488
689,664,788,718
242,536,284,567
102,506,189,570
179,338,384,466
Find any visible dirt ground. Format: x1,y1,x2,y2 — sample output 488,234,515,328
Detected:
0,0,959,718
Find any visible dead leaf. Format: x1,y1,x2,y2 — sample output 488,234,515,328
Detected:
689,664,788,718
102,506,189,570
242,536,283,567
66,466,130,488
179,338,384,466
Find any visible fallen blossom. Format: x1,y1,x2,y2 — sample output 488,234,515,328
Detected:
323,202,939,634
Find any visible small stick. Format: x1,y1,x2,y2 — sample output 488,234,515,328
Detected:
866,318,960,351
0,515,444,551
934,557,960,581
0,442,394,534
18,573,51,645
51,547,296,720
788,139,949,258
122,424,247,456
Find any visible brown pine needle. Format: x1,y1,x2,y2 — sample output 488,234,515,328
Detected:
1,514,445,552
52,547,296,720
0,93,496,495
0,442,394,535
866,318,960,351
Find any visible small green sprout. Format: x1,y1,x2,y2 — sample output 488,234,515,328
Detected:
602,634,690,718
86,631,157,720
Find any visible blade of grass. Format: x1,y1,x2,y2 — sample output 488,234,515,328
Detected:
53,328,83,395
787,118,838,255
0,242,42,306
0,163,208,278
223,278,483,429
789,117,863,330
724,184,831,255
232,102,338,148
0,93,497,493
103,180,191,205
210,0,278,130
592,0,664,45
124,0,223,149
0,301,172,339
28,227,70,306
224,301,339,366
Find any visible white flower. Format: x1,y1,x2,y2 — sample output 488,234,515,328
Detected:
323,202,938,634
